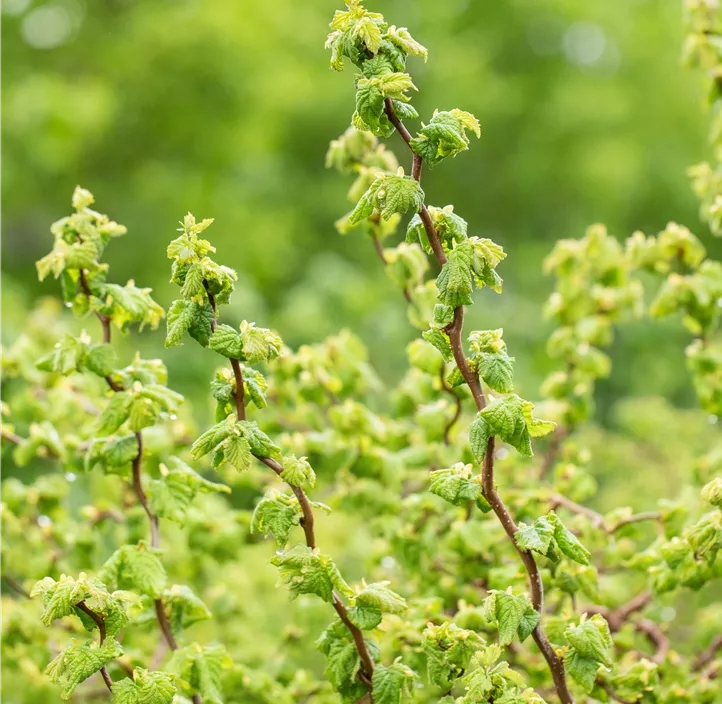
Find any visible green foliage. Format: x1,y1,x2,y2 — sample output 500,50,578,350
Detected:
110,669,176,704
5,3,722,704
46,638,123,700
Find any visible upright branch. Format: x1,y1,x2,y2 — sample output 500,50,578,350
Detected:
165,215,404,700
326,6,574,697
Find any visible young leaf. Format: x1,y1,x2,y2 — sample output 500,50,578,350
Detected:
46,638,123,700
548,512,592,566
436,239,474,307
208,324,244,359
110,668,176,704
372,661,417,704
271,545,352,603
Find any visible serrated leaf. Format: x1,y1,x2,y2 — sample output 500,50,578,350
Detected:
271,545,352,603
549,512,591,565
84,344,118,377
97,392,133,436
436,239,474,307
422,328,453,361
223,432,252,472
146,458,229,525
411,109,480,167
111,668,176,704
565,615,613,668
46,638,123,700
251,490,301,548
564,649,601,694
97,543,167,598
280,455,316,490
180,263,204,299
430,463,481,507
208,324,244,359
191,418,235,459
372,662,417,704
165,299,195,347
168,643,229,704
515,516,555,556
477,352,515,393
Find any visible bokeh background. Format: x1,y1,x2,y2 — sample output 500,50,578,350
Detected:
2,0,720,422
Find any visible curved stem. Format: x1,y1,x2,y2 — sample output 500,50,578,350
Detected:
383,99,574,704
205,289,375,696
76,601,114,692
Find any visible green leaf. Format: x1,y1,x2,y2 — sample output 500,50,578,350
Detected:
564,649,600,694
410,109,480,167
350,172,425,224
97,543,167,598
187,302,215,347
271,545,352,603
165,299,195,347
372,662,417,704
386,25,428,60
565,615,613,668
111,669,176,704
146,457,229,525
430,462,482,507
180,263,204,299
223,432,252,472
422,327,453,361
477,352,515,394
191,417,235,459
239,420,281,458
84,344,118,377
239,321,283,363
422,622,484,691
514,516,555,556
493,591,526,646
128,395,161,432
280,455,316,490
251,490,301,548
347,603,383,630
548,512,591,566
436,239,474,307
46,637,123,700
168,643,229,704
161,584,212,635
469,394,555,461
208,324,244,359
97,392,133,436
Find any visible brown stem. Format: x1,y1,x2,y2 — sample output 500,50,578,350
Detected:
230,358,246,421
694,634,722,671
598,681,635,704
78,269,111,344
256,458,374,693
2,574,31,598
131,433,160,549
550,494,662,535
75,601,113,692
384,97,574,704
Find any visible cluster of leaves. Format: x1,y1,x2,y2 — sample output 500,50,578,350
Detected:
3,2,722,704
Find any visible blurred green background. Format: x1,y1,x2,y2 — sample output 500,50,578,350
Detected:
2,0,719,411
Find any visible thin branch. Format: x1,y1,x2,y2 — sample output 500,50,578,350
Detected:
550,494,662,535
694,634,722,671
383,98,574,704
597,681,634,704
2,574,31,598
75,601,114,692
131,433,160,549
78,270,112,345
205,283,374,696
